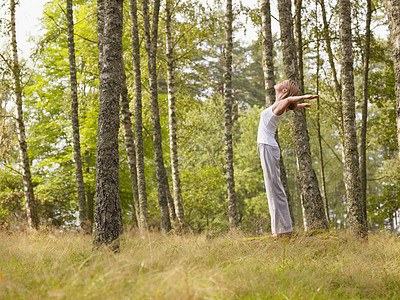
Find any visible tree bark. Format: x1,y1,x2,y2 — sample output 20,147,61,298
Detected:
142,0,178,233
261,0,276,106
120,58,140,227
319,0,344,134
224,0,239,228
294,0,304,94
166,0,189,233
97,0,104,72
130,0,149,231
339,0,367,237
277,0,328,231
261,0,294,226
385,0,400,158
66,0,88,231
315,7,330,223
93,0,124,250
360,0,372,225
10,0,39,230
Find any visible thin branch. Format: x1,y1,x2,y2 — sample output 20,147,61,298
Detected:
44,11,96,44
0,162,23,176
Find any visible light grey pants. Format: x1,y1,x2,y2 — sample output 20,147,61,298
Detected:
258,143,293,234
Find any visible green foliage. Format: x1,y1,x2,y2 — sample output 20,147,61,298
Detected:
368,158,400,229
0,0,399,233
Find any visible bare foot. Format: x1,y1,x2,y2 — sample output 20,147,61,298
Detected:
271,232,293,238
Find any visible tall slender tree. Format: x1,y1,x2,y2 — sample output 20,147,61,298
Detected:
360,0,372,224
319,0,343,133
294,0,304,94
130,0,149,231
314,2,329,223
224,0,239,228
66,0,87,231
93,0,124,249
338,0,367,237
260,0,294,225
277,0,328,231
120,58,140,226
385,0,400,157
142,0,178,233
10,0,39,230
165,0,189,232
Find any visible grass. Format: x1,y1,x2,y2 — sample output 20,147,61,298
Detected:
1,229,400,299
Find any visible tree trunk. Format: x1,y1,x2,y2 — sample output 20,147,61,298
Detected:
315,7,329,223
319,0,344,133
130,0,149,231
261,0,276,106
166,0,189,232
339,0,367,238
224,0,239,228
385,0,400,158
93,0,124,250
97,0,104,72
120,58,140,227
294,0,304,94
66,0,88,231
87,189,94,227
360,0,372,225
319,0,341,96
277,0,328,231
142,0,177,233
261,0,294,226
10,0,39,230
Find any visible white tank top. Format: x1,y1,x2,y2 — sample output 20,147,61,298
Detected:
257,105,286,146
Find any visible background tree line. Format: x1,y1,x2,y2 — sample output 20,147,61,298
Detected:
0,0,399,246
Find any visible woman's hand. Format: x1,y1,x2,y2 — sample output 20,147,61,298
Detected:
272,94,318,115
286,94,318,103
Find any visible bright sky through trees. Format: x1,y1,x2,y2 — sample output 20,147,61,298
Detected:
13,0,266,59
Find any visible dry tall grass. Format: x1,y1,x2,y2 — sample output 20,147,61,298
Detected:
1,229,399,299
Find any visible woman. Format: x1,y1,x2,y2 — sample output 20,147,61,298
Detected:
257,79,318,237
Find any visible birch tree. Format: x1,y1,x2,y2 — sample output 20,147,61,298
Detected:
120,59,140,226
142,0,178,233
10,0,39,230
385,0,400,157
66,0,87,231
130,0,149,231
314,2,329,223
360,0,372,223
165,0,189,232
338,0,367,237
224,0,239,228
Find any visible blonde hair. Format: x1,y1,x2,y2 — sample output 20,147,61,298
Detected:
278,79,300,110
